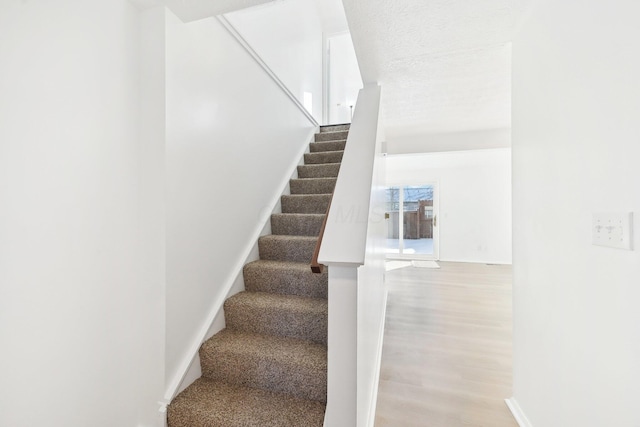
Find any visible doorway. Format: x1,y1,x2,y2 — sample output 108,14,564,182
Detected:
385,184,438,259
325,32,362,124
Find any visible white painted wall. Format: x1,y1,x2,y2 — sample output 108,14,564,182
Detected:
386,127,511,155
225,0,323,123
0,2,164,426
311,0,349,35
165,10,316,393
386,149,512,264
512,0,640,426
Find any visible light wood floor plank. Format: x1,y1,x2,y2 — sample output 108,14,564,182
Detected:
374,261,517,427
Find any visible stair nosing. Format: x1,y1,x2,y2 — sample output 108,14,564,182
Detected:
290,177,337,181
168,377,326,425
305,150,344,155
282,193,332,197
227,290,328,306
260,234,318,239
201,329,327,369
298,162,342,166
271,212,326,216
245,259,327,269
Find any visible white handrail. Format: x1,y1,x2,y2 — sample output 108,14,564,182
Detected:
319,84,386,427
318,84,381,267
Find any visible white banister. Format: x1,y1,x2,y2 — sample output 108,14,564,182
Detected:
318,84,381,267
319,84,387,427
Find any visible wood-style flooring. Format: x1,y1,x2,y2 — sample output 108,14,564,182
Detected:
374,261,517,427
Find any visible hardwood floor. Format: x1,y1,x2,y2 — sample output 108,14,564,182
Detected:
374,261,517,427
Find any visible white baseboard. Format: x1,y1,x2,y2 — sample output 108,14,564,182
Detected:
505,397,533,427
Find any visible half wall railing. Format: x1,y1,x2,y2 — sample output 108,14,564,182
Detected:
316,84,388,427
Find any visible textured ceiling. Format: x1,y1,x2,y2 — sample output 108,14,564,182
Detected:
342,0,514,136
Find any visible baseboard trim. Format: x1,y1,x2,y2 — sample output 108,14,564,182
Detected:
505,397,533,427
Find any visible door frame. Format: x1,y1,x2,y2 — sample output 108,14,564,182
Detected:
323,30,361,125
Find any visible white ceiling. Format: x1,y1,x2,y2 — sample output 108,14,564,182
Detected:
342,0,514,137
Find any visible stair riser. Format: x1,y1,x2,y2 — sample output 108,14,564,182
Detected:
304,151,343,165
243,262,328,299
167,379,326,427
309,140,346,152
224,299,327,344
315,130,348,142
271,214,324,236
258,236,317,263
320,124,350,133
281,195,331,214
290,178,336,195
297,163,340,179
200,346,327,403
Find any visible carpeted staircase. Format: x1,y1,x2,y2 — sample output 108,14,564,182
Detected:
167,124,349,427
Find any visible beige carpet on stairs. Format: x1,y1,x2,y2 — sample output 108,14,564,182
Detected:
167,124,349,427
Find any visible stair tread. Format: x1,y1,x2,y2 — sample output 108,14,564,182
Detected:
289,177,337,195
168,378,326,427
310,139,346,143
200,329,327,402
225,291,327,343
315,130,349,142
245,259,325,270
258,235,318,263
320,123,349,131
244,259,328,279
318,130,347,135
271,213,325,217
260,234,318,242
291,177,337,181
303,151,344,165
309,140,346,153
243,260,328,299
299,162,341,166
297,163,341,178
282,193,332,197
202,329,326,366
270,213,325,236
305,151,344,156
226,291,327,316
281,194,331,214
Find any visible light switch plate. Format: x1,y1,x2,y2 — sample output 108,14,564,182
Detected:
592,212,633,250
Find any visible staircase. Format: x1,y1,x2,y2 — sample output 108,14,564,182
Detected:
167,124,350,427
